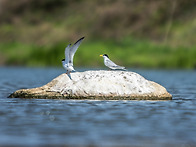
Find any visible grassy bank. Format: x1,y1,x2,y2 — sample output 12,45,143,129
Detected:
1,37,196,69
0,0,195,69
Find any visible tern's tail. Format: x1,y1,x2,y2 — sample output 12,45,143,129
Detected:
122,67,126,70
119,66,126,70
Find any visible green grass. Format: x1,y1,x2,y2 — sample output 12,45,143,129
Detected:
1,37,196,69
0,0,196,69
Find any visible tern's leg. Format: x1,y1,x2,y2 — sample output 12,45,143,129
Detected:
66,71,72,80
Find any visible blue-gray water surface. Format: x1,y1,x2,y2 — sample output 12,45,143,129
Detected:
0,67,196,146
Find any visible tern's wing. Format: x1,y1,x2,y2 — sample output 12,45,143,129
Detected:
105,59,119,67
106,59,125,69
65,44,72,64
69,37,85,66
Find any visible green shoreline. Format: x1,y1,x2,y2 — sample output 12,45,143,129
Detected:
1,38,196,69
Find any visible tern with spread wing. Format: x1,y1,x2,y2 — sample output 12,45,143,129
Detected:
100,54,126,70
62,37,85,74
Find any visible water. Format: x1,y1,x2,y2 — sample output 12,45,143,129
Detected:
0,67,196,146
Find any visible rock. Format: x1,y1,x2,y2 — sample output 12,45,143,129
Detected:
9,70,172,100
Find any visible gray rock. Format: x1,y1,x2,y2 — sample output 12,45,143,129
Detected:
9,70,172,100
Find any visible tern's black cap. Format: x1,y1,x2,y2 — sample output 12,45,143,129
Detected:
62,59,65,61
103,54,109,58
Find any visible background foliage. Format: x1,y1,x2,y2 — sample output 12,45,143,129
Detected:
0,0,196,68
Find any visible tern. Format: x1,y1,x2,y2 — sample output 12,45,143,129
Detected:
100,54,126,70
62,37,85,74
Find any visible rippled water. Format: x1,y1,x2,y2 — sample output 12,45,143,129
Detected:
0,67,196,146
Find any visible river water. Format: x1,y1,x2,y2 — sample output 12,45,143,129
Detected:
0,67,196,146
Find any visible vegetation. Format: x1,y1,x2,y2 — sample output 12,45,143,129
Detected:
1,38,196,69
0,0,196,69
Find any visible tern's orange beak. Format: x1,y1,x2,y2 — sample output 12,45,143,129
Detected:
99,54,103,57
